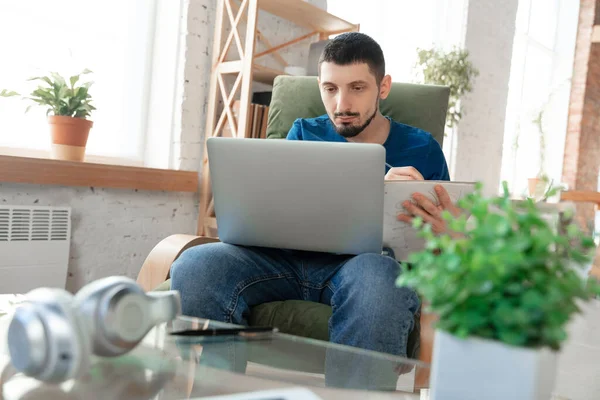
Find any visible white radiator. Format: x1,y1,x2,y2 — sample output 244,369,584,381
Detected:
0,206,71,294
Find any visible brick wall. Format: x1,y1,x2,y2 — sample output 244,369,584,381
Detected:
562,0,600,226
451,0,519,196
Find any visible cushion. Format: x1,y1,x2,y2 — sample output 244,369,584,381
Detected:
249,300,331,341
154,279,330,341
266,75,449,147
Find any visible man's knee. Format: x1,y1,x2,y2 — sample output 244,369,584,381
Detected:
340,253,419,312
343,253,401,285
171,242,236,282
170,242,241,318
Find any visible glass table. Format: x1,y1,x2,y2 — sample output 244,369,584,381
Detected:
0,313,430,399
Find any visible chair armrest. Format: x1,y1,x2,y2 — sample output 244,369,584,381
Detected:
136,234,219,291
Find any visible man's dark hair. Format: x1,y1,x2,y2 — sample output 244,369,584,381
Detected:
318,32,385,85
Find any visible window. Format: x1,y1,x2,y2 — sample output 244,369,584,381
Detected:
500,0,579,195
0,0,181,167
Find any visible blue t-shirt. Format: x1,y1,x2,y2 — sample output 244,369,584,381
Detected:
286,114,450,181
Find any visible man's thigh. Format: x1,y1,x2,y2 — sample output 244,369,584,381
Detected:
171,243,308,319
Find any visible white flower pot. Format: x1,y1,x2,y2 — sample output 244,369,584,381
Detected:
430,329,558,400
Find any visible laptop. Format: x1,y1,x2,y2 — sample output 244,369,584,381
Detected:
206,137,385,255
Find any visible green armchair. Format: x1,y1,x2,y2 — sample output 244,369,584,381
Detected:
137,75,449,371
266,76,448,145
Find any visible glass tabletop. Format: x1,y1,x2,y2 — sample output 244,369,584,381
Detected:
0,314,429,399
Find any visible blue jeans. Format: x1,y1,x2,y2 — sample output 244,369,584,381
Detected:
170,242,420,358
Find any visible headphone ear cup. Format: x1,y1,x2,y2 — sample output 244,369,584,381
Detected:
73,276,179,357
73,276,148,357
112,293,151,343
7,288,91,383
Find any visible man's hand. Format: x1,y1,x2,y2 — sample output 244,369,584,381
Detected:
397,185,463,236
385,166,424,181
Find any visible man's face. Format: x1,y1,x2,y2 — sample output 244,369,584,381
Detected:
318,62,380,138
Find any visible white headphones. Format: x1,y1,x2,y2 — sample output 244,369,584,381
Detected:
6,276,180,383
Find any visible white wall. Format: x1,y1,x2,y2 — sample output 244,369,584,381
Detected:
452,0,519,195
0,183,197,291
1,0,326,292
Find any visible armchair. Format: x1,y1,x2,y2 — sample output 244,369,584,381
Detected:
137,75,450,388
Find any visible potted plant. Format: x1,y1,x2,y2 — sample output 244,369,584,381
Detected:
1,69,95,161
413,46,479,130
396,181,599,400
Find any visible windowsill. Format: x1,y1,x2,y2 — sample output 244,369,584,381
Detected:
0,146,147,167
0,151,198,193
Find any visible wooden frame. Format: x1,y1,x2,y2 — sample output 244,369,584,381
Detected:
561,190,600,206
560,190,600,280
136,235,219,290
198,0,359,236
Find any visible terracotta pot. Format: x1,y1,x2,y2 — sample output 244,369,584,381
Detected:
527,178,546,197
48,115,93,162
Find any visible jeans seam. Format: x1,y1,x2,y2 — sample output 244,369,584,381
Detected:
301,281,328,290
226,273,295,323
327,283,337,334
325,281,336,294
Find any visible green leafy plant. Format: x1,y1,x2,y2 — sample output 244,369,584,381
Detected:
413,47,479,128
0,69,95,118
396,182,599,351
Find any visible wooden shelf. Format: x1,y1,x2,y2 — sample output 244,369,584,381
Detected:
253,63,286,85
259,0,358,33
0,155,198,193
199,0,359,235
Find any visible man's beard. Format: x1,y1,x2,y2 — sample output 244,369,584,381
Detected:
331,101,378,138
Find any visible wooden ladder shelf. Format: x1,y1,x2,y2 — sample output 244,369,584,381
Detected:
198,0,359,237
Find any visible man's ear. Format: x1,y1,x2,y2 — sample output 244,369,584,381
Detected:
379,75,392,100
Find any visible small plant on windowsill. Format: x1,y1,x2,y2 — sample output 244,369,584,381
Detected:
396,181,599,400
0,69,95,162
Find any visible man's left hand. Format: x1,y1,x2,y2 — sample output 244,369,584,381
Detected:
397,184,462,236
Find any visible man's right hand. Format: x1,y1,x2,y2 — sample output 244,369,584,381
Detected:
384,166,424,181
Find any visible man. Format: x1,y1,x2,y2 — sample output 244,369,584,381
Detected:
170,32,460,363
287,32,461,235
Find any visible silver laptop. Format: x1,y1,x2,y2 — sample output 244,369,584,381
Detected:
206,137,385,255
